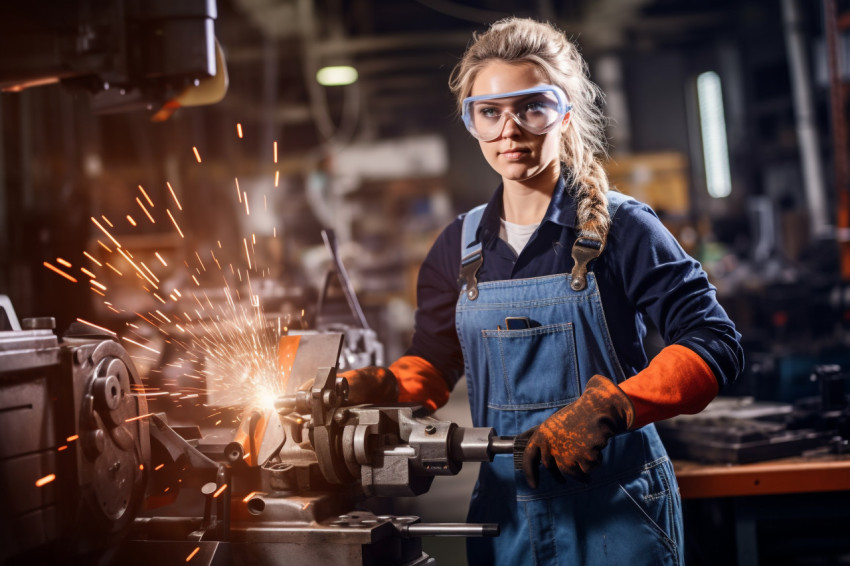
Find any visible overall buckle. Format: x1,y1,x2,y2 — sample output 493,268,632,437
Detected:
458,250,483,300
569,237,604,291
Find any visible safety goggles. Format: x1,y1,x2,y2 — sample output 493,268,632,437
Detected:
461,85,572,142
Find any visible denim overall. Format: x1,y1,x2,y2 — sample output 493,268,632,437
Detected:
457,192,684,565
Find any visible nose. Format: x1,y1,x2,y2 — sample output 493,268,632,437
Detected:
498,112,522,139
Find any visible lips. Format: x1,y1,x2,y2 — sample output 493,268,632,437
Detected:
499,147,530,159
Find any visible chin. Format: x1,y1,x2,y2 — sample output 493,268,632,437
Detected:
494,162,542,182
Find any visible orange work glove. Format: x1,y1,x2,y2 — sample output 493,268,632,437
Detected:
337,356,451,409
522,375,634,486
389,355,451,411
619,344,719,429
336,366,399,405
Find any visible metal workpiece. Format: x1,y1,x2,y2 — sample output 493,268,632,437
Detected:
403,414,463,475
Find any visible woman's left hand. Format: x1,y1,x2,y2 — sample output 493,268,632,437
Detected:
521,375,634,487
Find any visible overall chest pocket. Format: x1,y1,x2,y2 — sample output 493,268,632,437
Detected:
481,322,580,410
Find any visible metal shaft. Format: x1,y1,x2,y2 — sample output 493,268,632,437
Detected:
402,523,500,537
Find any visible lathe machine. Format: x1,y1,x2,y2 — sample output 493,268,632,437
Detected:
0,301,518,565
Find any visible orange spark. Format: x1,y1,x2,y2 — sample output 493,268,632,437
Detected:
273,140,278,163
97,240,113,253
274,170,279,187
117,248,158,288
76,318,117,336
36,474,56,487
235,178,241,202
57,445,68,451
80,267,96,278
243,238,252,269
105,262,123,276
140,261,160,283
152,293,166,304
56,257,72,268
134,311,159,328
83,251,102,266
155,463,164,471
90,279,107,291
166,182,183,211
66,434,79,442
264,194,268,210
237,123,243,138
155,252,168,267
242,491,259,503
91,217,122,248
186,547,200,562
127,215,137,226
192,146,202,163
101,215,114,228
244,192,250,215
136,197,155,223
212,484,228,498
125,412,154,423
44,262,78,283
122,336,161,354
167,209,184,238
138,185,155,207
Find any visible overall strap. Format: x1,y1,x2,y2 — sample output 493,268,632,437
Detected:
569,191,633,291
458,204,487,300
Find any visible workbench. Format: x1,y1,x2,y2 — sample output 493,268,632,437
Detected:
674,454,850,565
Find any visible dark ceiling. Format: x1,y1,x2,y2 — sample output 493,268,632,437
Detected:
213,0,752,150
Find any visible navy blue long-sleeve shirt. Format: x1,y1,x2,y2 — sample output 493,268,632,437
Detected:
406,174,744,391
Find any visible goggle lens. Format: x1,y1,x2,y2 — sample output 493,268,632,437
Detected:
462,85,571,142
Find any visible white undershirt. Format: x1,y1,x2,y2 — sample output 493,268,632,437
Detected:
499,218,540,256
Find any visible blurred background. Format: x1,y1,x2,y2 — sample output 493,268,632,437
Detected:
1,0,850,564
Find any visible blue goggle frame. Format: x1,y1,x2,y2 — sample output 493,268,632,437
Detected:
461,84,572,137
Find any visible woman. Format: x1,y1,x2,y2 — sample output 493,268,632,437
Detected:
343,17,743,565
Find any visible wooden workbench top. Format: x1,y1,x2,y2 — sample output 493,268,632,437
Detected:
673,454,850,498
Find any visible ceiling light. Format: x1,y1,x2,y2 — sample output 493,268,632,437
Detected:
316,66,358,86
697,71,732,199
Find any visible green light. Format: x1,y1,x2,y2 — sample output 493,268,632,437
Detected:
316,66,358,86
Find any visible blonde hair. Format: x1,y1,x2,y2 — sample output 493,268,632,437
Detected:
449,17,611,241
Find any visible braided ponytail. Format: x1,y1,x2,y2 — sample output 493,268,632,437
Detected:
449,17,612,242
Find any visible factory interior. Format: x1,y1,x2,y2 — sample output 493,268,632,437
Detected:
2,0,850,564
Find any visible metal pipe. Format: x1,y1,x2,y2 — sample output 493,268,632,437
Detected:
781,0,830,237
824,0,850,278
488,436,516,454
401,523,500,537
